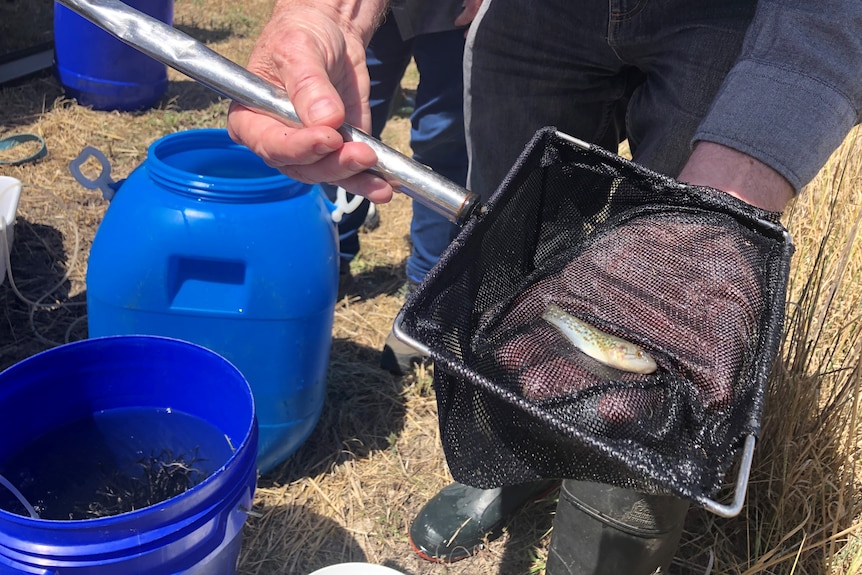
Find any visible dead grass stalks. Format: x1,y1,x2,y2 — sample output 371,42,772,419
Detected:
679,128,862,575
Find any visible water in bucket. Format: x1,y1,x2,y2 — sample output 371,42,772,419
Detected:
0,407,233,520
80,129,339,474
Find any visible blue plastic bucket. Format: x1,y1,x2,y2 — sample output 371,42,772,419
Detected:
0,335,257,574
54,0,174,110
83,128,339,474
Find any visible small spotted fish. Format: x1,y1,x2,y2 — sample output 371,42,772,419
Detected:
542,303,658,374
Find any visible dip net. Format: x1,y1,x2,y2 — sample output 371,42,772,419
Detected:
397,128,794,506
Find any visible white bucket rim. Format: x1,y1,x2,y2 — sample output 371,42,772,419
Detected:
307,563,406,575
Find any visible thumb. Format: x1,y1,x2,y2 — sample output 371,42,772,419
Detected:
274,47,346,129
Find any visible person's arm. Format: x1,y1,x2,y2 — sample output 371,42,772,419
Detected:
678,143,794,212
455,0,484,27
227,0,394,202
682,0,862,211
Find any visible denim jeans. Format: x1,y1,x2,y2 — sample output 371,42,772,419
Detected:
464,2,756,573
464,0,756,200
325,14,466,284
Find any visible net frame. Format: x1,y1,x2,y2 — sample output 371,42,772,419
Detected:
396,128,794,510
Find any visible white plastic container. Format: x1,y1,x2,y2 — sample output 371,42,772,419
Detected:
308,564,406,575
0,176,22,285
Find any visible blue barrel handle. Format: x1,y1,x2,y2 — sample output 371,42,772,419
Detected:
69,146,123,201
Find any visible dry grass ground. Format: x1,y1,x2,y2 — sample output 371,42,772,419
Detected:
1,1,861,574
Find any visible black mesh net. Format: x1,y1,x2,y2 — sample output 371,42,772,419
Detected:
398,128,794,507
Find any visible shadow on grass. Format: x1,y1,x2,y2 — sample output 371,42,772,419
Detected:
259,336,407,486
163,79,227,113
238,504,369,574
344,260,412,301
174,23,234,46
0,218,86,370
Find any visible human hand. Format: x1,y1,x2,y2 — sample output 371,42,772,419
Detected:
227,2,393,203
474,210,767,432
454,0,484,27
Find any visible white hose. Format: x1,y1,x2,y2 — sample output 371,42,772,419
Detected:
0,473,39,519
1,182,86,347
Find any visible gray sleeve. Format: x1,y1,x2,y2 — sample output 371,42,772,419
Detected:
693,0,862,192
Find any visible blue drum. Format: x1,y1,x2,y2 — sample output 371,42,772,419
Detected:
54,0,174,110
81,129,339,474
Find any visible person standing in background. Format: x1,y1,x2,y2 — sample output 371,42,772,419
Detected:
325,0,481,375
227,0,861,572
